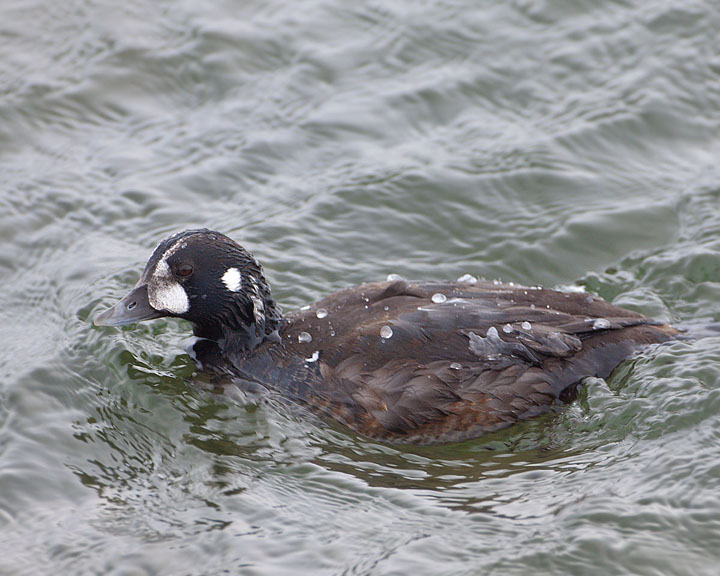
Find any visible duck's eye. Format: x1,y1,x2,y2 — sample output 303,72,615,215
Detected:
176,264,193,278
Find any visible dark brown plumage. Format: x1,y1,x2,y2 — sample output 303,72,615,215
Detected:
95,230,678,445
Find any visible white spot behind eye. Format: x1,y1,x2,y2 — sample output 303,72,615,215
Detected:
222,267,242,292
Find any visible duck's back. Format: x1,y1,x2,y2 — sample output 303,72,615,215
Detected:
222,280,677,444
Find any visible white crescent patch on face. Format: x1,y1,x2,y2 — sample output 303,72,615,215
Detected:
148,259,190,314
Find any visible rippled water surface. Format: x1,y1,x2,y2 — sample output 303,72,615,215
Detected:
2,1,720,574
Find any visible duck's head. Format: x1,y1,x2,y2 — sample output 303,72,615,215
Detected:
94,229,281,346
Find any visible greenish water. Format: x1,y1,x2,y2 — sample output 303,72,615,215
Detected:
2,1,720,574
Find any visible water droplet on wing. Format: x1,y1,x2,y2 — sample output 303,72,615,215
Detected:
593,318,611,330
457,274,477,284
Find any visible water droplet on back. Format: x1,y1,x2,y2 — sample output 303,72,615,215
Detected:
298,331,312,343
521,321,532,330
450,362,462,370
387,273,404,281
316,308,328,319
457,274,477,284
502,323,513,333
431,293,447,303
593,318,611,330
380,325,393,339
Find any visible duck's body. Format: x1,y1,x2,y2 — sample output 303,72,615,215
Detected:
95,230,678,444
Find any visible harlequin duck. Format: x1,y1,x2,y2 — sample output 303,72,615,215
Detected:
95,229,678,444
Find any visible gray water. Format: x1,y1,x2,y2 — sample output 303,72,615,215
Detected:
2,1,720,574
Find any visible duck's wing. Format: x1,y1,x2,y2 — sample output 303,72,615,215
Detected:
267,280,677,444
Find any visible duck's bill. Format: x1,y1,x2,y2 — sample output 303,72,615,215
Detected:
94,284,166,327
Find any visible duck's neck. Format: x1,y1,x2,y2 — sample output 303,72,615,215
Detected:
193,295,283,355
